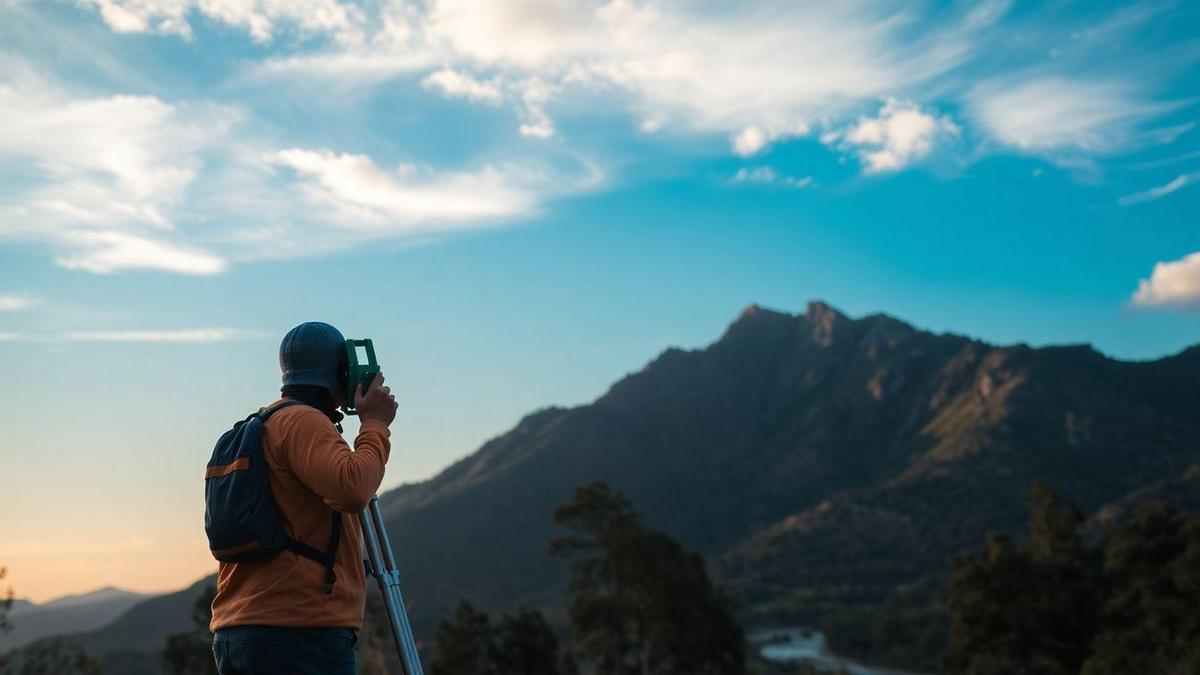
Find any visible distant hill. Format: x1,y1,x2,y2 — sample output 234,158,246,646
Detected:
6,576,215,675
0,587,150,652
27,302,1200,672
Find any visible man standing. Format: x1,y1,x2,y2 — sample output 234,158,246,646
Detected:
210,322,398,674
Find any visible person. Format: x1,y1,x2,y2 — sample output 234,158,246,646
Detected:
210,321,398,674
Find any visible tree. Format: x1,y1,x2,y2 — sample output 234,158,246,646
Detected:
0,568,11,635
489,607,561,675
550,481,744,675
431,600,562,675
1082,503,1200,674
944,483,1098,675
5,639,100,675
162,584,218,675
432,600,492,675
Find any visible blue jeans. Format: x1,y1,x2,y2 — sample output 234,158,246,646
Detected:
212,626,356,675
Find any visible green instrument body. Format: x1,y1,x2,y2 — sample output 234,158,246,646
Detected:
343,338,380,415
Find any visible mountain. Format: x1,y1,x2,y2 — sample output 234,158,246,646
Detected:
0,587,150,652
374,302,1200,630
5,576,215,675
30,301,1200,672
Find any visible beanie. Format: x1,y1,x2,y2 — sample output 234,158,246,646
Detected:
279,322,345,394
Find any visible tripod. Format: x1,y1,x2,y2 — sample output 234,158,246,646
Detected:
360,495,425,675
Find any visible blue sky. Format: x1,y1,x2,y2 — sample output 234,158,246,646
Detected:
1,0,1198,600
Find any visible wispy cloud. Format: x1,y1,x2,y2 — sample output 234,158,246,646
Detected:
968,77,1172,161
0,57,234,274
54,231,227,275
0,328,262,343
422,68,503,105
0,50,593,274
0,295,39,312
729,166,812,189
7,0,1195,283
1119,171,1200,206
82,0,365,44
1131,251,1200,311
264,148,571,231
60,328,260,342
230,1,1006,156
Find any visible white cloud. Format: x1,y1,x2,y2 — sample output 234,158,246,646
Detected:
1119,172,1200,206
0,59,233,275
730,166,812,189
235,1,1003,154
514,77,557,138
60,328,259,342
265,148,560,231
0,52,593,273
1131,251,1200,310
421,68,503,104
83,0,365,44
76,0,1184,173
0,328,259,342
0,295,39,312
54,231,227,275
732,124,810,157
968,77,1169,158
824,99,959,173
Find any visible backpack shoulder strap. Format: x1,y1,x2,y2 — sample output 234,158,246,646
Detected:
285,511,342,594
262,398,344,592
256,399,308,422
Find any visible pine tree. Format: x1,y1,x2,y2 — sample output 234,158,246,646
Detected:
0,568,11,635
7,639,100,675
489,607,561,675
550,481,744,675
944,483,1098,675
1082,504,1200,674
431,600,562,675
432,600,493,675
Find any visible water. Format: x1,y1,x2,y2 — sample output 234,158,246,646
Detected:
748,627,926,675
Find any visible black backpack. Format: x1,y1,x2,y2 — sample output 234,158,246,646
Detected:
204,400,342,592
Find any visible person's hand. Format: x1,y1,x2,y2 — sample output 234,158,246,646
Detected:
355,371,397,426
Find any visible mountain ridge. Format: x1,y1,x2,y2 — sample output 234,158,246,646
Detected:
372,300,1200,630
25,301,1200,672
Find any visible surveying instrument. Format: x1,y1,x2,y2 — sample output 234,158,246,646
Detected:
344,339,425,675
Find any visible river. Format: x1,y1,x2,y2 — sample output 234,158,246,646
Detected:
748,627,927,675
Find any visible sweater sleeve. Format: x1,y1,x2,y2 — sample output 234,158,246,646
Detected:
282,411,392,514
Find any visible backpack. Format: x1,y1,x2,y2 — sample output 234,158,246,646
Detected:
204,400,342,592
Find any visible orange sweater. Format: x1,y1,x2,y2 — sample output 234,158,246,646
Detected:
210,401,391,632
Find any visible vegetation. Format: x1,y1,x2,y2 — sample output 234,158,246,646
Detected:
821,575,947,672
942,484,1200,675
431,600,562,675
945,483,1100,675
0,569,10,636
161,584,217,675
3,639,100,675
550,481,744,675
432,482,743,675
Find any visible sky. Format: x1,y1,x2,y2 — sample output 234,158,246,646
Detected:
0,0,1198,602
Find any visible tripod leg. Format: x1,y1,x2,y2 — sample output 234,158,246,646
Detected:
361,496,425,675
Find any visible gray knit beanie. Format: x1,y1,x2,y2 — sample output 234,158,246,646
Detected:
279,321,345,393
